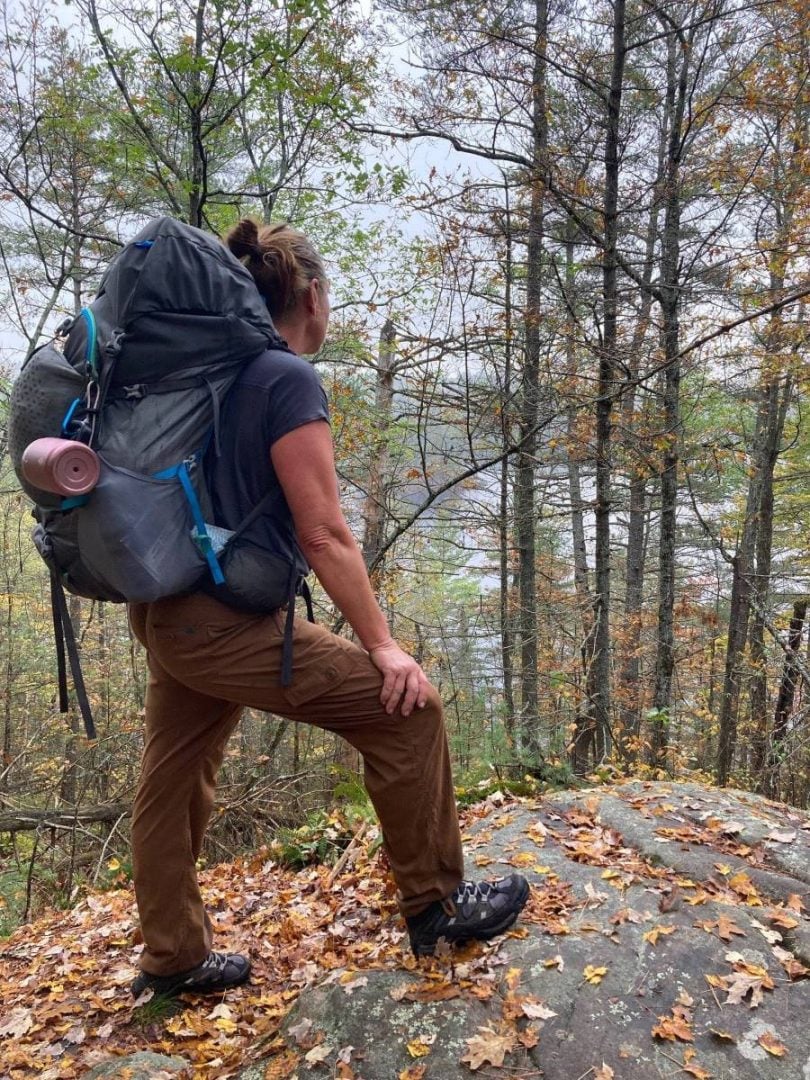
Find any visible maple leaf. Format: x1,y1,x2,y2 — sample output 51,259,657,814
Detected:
727,871,761,904
643,924,676,947
758,1031,787,1056
652,1014,694,1042
583,965,608,985
725,969,772,1007
696,915,746,942
461,1025,517,1070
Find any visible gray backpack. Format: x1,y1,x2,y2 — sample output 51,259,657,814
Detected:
9,216,309,736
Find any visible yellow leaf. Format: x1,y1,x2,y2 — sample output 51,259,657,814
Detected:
583,965,608,985
643,925,677,947
107,858,121,872
406,1040,431,1059
510,852,537,867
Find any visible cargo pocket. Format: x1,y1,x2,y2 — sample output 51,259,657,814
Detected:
281,629,357,707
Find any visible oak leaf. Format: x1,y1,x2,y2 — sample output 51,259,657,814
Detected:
772,945,810,980
304,1043,334,1066
461,1025,516,1070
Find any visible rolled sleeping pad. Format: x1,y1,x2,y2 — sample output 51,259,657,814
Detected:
21,438,100,497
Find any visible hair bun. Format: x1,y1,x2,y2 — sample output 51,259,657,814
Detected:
226,218,261,261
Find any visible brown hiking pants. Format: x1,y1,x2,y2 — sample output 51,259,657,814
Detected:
128,592,464,976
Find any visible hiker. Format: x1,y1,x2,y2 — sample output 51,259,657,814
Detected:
126,219,530,997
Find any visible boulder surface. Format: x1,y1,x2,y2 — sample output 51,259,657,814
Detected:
248,781,810,1079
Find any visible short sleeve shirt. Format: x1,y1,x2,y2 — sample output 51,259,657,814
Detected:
207,347,329,571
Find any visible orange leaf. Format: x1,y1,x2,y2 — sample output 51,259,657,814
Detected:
758,1031,787,1057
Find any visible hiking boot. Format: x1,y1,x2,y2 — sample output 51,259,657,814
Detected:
130,950,251,998
406,873,530,956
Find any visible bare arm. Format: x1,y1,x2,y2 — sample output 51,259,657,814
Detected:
271,420,430,716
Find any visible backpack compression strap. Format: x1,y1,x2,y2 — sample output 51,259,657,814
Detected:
49,570,97,741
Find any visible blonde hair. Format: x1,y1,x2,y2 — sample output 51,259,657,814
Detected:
225,218,326,320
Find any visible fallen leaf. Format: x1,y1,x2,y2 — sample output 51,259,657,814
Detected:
544,955,564,971
750,918,781,945
518,1025,540,1049
772,945,810,980
511,852,538,867
767,829,796,844
0,1007,33,1039
399,1068,427,1080
696,915,746,942
583,965,608,985
643,925,676,947
288,1018,314,1046
406,1039,432,1059
709,1028,736,1042
652,1014,694,1042
461,1025,516,1070
758,1031,786,1057
304,1043,334,1066
769,910,799,929
521,999,557,1020
594,1065,615,1079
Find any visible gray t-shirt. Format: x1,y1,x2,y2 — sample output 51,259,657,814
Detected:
207,347,329,576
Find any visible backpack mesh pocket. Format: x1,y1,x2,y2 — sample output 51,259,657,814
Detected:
76,456,208,602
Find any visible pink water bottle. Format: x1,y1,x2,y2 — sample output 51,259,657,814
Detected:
21,438,100,496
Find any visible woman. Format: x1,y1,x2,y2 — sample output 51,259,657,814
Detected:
128,219,529,998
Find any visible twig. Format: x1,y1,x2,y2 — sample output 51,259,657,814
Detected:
324,821,369,889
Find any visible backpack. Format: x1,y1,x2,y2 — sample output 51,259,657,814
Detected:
8,216,311,737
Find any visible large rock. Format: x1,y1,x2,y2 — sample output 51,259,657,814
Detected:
249,781,810,1079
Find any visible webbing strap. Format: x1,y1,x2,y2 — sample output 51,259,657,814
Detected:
50,572,69,713
50,570,97,741
281,570,298,687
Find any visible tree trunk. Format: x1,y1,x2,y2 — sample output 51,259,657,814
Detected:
499,186,516,745
584,0,626,764
514,0,547,762
651,23,690,765
362,319,396,587
765,599,807,796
